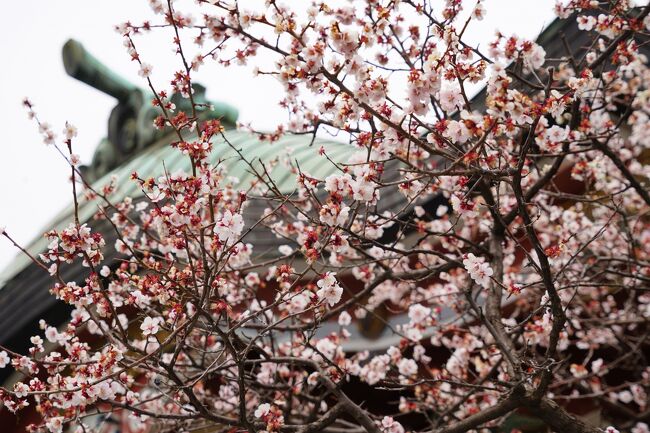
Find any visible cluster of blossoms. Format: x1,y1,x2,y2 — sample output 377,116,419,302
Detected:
316,272,344,307
462,253,494,288
41,223,105,274
2,1,650,433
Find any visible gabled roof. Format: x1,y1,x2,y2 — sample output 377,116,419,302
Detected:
0,130,354,285
0,129,366,345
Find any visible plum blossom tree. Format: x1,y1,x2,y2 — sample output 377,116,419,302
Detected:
2,0,650,432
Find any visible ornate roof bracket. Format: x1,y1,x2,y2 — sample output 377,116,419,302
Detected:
62,39,239,182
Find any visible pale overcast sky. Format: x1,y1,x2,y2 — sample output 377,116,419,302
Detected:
0,0,556,274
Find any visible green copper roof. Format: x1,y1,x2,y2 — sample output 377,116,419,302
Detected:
0,130,355,288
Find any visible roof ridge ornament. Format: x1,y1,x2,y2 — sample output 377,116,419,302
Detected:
62,39,239,182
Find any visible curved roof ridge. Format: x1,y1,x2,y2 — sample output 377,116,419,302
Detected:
0,130,354,288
